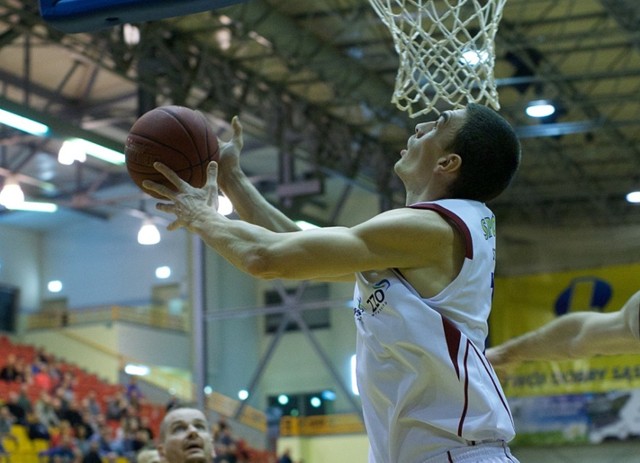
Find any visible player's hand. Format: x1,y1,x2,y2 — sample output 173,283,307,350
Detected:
216,116,244,172
144,161,220,231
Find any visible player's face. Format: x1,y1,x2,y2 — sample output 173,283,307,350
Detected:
159,408,214,463
395,108,467,183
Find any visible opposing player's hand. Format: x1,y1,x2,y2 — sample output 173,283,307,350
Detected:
216,115,244,171
144,161,221,231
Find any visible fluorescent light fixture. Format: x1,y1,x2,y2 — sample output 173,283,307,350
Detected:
626,191,640,204
47,280,63,293
0,179,25,208
58,139,87,165
0,108,49,136
10,201,58,213
124,363,150,376
67,137,125,165
138,222,161,245
526,100,556,118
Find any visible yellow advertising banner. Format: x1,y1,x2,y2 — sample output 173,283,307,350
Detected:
498,354,640,397
491,262,640,346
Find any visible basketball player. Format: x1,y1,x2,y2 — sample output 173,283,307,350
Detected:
157,407,214,463
486,290,640,370
145,104,521,463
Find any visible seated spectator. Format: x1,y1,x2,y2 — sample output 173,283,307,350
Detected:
214,420,238,463
0,354,23,383
0,405,19,451
81,440,103,463
16,383,33,416
89,424,119,462
38,432,79,463
32,362,54,392
105,392,128,422
35,391,60,428
124,376,144,405
4,391,27,425
25,410,51,441
81,390,102,418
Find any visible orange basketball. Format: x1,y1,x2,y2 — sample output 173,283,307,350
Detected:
124,105,219,198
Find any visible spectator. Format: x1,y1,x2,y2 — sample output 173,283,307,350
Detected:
125,376,143,403
35,391,60,428
105,392,128,422
278,448,293,463
38,432,78,463
81,440,103,463
158,407,214,463
32,362,54,392
89,424,119,462
213,420,237,463
4,391,26,425
25,410,51,441
81,390,102,418
165,394,181,412
0,405,19,451
0,354,23,383
15,383,33,416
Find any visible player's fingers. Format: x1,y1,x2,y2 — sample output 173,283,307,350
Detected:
142,180,176,200
167,219,184,231
204,162,219,207
231,116,244,150
153,162,188,189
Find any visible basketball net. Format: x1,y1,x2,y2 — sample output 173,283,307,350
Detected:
368,0,507,117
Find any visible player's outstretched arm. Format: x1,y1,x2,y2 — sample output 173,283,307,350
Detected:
216,116,301,233
486,290,640,369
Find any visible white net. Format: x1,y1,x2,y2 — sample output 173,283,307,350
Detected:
368,0,507,117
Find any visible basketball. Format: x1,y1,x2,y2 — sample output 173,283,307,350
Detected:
124,105,219,198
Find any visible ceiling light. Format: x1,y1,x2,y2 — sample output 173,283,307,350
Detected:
626,191,640,204
58,139,87,165
525,99,556,118
10,201,58,213
218,195,233,216
0,108,49,136
0,179,25,209
123,23,140,46
67,138,125,165
124,363,149,376
47,280,63,293
137,221,161,245
155,266,171,279
460,48,489,66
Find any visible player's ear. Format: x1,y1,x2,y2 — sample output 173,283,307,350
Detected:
437,153,462,173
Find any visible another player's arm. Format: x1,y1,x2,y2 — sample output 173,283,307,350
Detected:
487,290,640,368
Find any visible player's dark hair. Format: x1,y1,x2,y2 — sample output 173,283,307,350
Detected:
446,103,521,202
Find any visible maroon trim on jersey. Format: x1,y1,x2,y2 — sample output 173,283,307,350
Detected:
472,342,515,424
458,341,471,436
408,202,473,259
442,317,462,380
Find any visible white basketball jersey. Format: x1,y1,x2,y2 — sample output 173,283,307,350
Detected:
353,199,515,463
